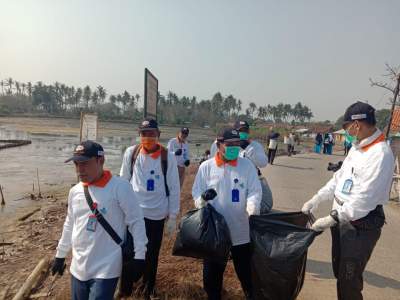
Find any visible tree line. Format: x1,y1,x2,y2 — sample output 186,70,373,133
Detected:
0,77,314,126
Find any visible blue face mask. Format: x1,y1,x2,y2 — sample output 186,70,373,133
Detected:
223,146,240,161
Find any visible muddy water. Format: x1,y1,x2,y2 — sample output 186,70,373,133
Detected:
0,117,213,218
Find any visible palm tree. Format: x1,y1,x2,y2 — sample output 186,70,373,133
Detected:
0,80,5,95
21,83,26,96
6,78,13,95
97,86,107,104
248,102,257,119
91,91,99,107
27,82,33,100
83,85,92,109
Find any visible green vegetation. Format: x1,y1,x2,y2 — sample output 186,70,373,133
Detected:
0,77,314,127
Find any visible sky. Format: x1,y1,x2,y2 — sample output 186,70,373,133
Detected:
1,0,399,121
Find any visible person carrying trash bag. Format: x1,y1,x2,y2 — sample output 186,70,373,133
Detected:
249,211,319,300
192,127,262,300
234,120,273,213
167,127,190,187
120,119,180,299
302,101,395,300
52,141,148,300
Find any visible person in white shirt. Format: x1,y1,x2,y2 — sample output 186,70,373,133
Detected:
234,120,268,170
234,120,272,212
52,140,147,300
120,119,180,299
302,102,395,300
192,128,262,300
267,129,280,165
167,127,190,187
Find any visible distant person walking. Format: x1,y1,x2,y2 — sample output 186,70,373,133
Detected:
267,130,280,164
284,133,295,156
344,134,352,156
167,127,190,187
315,132,323,153
327,133,334,155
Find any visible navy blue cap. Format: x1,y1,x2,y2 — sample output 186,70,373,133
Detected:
234,120,250,130
65,140,104,163
139,119,159,131
181,127,189,134
219,127,241,142
343,101,376,126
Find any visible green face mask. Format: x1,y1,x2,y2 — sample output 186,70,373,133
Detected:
223,146,240,161
239,132,249,140
344,122,358,144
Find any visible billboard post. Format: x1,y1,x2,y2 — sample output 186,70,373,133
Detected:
144,68,158,120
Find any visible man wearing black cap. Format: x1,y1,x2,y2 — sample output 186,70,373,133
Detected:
234,120,272,212
192,128,262,300
302,102,394,300
120,119,180,299
167,127,190,187
52,141,148,300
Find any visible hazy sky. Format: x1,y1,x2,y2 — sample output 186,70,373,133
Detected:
1,0,399,121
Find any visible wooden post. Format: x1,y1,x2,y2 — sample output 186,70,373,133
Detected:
11,257,50,300
36,168,42,198
0,185,5,206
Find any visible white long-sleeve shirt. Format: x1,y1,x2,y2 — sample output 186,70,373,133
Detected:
167,137,190,167
120,145,180,220
56,174,147,281
240,140,268,169
316,129,394,221
192,156,262,245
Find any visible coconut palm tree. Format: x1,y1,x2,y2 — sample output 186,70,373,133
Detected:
97,86,107,104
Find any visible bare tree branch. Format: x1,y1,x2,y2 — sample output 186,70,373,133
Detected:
369,78,395,93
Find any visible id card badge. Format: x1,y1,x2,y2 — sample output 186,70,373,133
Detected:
232,189,240,202
147,178,155,191
342,179,353,194
86,215,97,232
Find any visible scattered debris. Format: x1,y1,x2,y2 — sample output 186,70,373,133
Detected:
18,208,41,222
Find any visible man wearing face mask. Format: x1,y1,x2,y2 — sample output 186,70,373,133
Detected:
301,102,394,300
167,127,190,187
234,120,268,170
192,128,262,300
120,119,180,299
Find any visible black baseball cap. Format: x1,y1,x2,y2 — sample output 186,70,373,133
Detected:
234,120,250,130
138,119,159,131
65,140,104,163
343,101,376,127
219,127,241,142
181,127,189,135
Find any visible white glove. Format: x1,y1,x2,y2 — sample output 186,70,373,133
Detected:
194,197,207,209
165,217,177,236
246,201,260,216
301,194,322,215
311,215,337,232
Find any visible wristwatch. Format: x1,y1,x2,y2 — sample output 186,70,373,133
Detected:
330,209,339,223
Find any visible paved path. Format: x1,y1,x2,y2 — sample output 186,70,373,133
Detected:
261,152,400,300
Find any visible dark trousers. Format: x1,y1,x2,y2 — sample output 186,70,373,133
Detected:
71,275,118,300
267,148,277,164
141,218,165,296
203,243,253,300
330,208,384,300
323,143,328,154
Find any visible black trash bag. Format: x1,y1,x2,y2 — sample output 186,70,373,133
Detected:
172,204,232,262
250,211,319,300
259,177,273,214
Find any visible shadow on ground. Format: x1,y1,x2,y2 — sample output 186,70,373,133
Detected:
307,259,400,290
272,163,314,170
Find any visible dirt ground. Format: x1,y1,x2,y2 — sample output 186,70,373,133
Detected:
0,166,244,300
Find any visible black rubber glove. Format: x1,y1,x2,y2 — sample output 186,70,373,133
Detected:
240,140,250,150
128,259,146,282
51,257,66,276
175,149,183,156
184,160,190,167
201,189,217,201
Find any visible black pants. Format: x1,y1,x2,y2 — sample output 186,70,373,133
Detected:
141,218,165,296
203,243,253,300
331,207,384,300
267,148,277,164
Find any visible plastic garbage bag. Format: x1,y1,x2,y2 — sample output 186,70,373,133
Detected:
172,204,232,262
260,177,273,213
250,211,318,300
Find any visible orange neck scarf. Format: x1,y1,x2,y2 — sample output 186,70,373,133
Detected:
82,170,112,188
141,144,162,159
215,152,238,167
